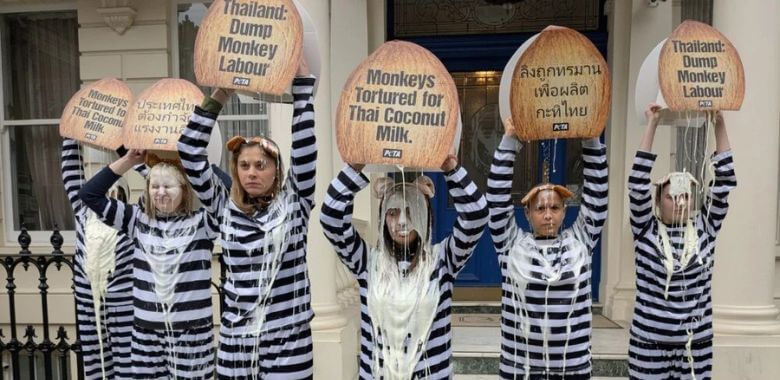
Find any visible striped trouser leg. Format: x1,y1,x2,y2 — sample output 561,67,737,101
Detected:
105,302,134,379
74,282,114,380
131,324,215,379
629,337,713,380
217,323,314,380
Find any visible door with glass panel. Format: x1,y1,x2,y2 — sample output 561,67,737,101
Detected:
388,0,607,299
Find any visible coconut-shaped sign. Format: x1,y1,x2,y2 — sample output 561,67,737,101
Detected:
123,79,203,152
194,0,303,96
59,78,132,150
505,25,611,141
658,20,744,111
336,40,459,170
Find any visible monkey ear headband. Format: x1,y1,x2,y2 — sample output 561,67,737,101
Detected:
226,135,280,159
520,183,573,206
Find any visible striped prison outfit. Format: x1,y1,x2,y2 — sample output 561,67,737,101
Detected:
79,164,217,379
62,139,135,379
487,136,608,379
627,150,736,380
320,164,489,379
178,76,317,379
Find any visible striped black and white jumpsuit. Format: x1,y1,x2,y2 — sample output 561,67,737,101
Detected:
319,164,489,379
487,136,608,379
79,164,217,379
627,150,736,380
63,139,135,379
178,76,317,379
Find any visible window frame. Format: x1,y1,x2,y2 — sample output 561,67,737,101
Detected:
169,0,271,170
0,3,78,245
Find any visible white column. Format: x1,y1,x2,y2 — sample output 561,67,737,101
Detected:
299,0,363,378
603,0,675,322
710,0,780,377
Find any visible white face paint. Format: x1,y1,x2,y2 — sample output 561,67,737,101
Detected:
148,166,185,214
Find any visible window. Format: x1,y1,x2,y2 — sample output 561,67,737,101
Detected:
0,11,79,240
174,1,271,171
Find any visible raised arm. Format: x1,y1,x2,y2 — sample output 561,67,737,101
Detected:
288,74,317,216
702,111,736,234
61,139,85,213
319,165,370,276
628,104,662,237
487,134,523,255
177,89,232,216
571,137,608,251
78,151,144,237
439,155,489,276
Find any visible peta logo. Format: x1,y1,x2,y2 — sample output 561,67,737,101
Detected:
153,138,168,145
552,123,569,132
233,77,250,86
698,100,713,108
85,133,97,141
382,149,402,158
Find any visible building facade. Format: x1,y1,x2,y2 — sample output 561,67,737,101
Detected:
0,0,778,378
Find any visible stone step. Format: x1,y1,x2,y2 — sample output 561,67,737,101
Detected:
454,376,627,380
452,319,629,377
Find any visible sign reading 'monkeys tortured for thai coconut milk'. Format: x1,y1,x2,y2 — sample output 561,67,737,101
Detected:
508,25,611,141
122,79,204,152
194,0,302,96
659,20,745,111
336,41,459,170
59,78,133,150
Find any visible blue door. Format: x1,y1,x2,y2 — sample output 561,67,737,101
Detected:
388,1,608,300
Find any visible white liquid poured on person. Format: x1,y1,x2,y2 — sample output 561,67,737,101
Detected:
367,172,440,380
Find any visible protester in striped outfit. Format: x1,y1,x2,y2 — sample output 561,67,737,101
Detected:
487,126,608,379
319,156,488,380
627,104,735,380
63,139,136,379
177,61,316,379
79,147,217,379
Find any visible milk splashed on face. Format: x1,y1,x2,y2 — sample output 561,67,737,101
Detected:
364,167,441,379
84,211,119,379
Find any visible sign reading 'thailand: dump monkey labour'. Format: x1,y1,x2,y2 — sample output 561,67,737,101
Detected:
658,20,744,111
194,0,303,95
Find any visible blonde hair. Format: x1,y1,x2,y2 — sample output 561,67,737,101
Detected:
144,163,193,219
228,140,284,214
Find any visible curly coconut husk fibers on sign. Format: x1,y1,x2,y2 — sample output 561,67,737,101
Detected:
509,25,611,141
659,20,744,111
122,78,204,152
59,77,132,150
193,0,303,96
336,40,459,169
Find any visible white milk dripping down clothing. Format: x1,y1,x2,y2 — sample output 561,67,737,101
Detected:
62,139,136,380
366,180,441,380
627,149,736,380
78,164,218,378
321,165,489,380
487,136,608,378
178,76,318,379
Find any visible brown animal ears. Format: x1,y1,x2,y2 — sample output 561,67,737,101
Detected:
371,176,436,200
520,183,573,206
226,135,280,159
145,153,184,171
